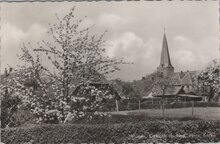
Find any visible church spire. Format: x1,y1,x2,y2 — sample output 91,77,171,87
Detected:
157,31,174,77
159,32,173,67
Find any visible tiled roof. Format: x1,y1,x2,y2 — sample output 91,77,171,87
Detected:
134,79,154,96
152,85,182,97
173,70,199,86
181,72,193,85
170,74,182,85
139,70,200,97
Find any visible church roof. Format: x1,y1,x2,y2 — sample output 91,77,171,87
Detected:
152,85,182,97
181,72,193,85
159,33,173,68
173,70,199,86
137,70,200,98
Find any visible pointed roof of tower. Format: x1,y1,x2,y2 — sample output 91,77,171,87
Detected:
159,32,173,67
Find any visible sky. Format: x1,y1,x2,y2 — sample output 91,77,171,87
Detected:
1,1,219,81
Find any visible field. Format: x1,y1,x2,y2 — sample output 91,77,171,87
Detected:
111,107,220,120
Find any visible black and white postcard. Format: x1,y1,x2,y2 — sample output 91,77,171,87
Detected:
1,1,219,143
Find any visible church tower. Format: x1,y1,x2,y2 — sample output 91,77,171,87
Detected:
157,32,174,77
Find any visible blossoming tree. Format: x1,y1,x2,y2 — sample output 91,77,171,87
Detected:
197,59,220,102
10,7,124,124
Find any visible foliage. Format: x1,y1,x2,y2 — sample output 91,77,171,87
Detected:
1,91,21,128
132,81,143,100
0,69,22,128
6,7,124,124
197,59,220,101
68,83,115,123
121,82,136,99
1,120,219,143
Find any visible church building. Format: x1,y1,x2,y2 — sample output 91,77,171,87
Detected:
141,31,207,101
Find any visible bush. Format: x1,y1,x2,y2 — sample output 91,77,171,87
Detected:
1,95,21,128
2,120,219,143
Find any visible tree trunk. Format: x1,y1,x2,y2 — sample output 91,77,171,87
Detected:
127,98,130,110
162,97,165,117
138,100,141,112
115,100,119,112
209,87,214,102
191,100,194,117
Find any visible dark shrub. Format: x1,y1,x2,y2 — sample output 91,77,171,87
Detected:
2,120,219,143
1,94,21,128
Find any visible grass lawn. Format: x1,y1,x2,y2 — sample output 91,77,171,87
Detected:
111,107,220,120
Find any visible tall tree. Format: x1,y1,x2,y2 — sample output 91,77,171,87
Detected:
12,7,124,124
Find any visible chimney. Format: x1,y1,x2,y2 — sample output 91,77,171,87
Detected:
4,68,8,77
9,67,13,73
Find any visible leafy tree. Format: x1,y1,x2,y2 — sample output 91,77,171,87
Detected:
122,82,136,99
10,7,124,124
132,81,144,111
152,76,179,116
121,82,136,109
197,59,220,102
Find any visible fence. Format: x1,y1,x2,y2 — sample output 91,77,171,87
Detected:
104,100,220,112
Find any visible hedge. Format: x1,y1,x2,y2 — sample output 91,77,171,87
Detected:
2,120,220,143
